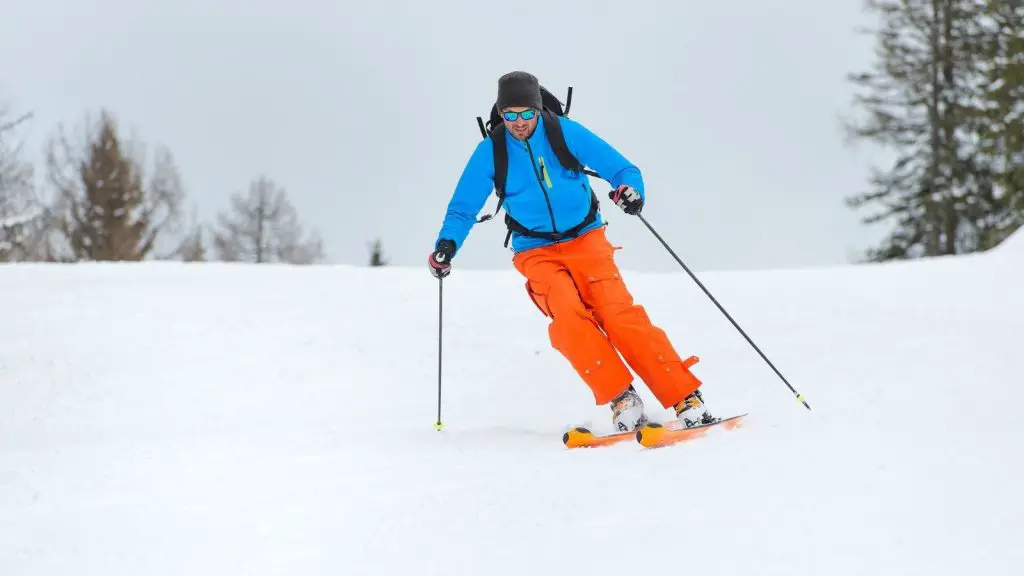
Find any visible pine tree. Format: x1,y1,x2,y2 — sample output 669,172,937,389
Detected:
972,0,1024,248
368,238,387,266
211,176,324,264
844,0,991,260
46,110,184,261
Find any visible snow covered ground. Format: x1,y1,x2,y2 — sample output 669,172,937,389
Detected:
2,231,1022,575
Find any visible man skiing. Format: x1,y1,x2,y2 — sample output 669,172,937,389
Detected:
428,70,715,432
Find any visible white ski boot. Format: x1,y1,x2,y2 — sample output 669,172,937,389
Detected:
611,385,648,432
673,388,718,428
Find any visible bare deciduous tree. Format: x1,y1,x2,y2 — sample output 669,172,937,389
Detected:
45,109,184,261
211,176,324,264
169,205,207,262
0,101,54,261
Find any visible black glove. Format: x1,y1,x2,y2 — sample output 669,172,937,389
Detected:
609,185,643,215
428,239,456,279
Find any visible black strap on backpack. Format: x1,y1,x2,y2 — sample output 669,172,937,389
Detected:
502,187,601,243
474,86,604,247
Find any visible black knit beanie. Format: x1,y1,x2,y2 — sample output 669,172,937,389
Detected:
496,71,543,110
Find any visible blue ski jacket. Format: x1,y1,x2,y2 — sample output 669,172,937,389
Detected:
434,114,645,255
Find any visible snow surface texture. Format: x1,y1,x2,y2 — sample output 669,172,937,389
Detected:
1,234,1023,575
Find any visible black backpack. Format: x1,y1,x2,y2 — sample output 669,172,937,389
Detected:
474,86,604,247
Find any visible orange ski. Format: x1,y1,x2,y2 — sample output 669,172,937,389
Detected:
635,414,748,449
563,420,686,449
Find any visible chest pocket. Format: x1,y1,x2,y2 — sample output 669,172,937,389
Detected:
502,153,540,199
544,154,584,184
502,143,556,207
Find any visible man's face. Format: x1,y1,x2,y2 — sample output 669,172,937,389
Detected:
501,107,538,140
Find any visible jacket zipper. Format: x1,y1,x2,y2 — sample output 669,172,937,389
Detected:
524,139,559,234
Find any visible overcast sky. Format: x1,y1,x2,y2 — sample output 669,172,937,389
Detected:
1,0,891,272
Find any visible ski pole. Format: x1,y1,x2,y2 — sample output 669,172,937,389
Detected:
435,276,445,430
635,212,811,411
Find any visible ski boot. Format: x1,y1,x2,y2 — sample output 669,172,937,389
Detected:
673,389,719,428
611,385,648,432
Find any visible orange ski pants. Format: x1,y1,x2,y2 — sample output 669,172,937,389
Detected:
512,226,702,408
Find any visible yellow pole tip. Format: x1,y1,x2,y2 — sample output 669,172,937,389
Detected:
434,422,444,431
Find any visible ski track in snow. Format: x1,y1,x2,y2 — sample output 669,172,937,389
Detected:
1,235,1023,575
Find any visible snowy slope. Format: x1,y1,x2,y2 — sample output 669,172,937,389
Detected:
1,239,1022,575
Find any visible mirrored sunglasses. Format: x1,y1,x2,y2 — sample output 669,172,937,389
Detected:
502,109,537,122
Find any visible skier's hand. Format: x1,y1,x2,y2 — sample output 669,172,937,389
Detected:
609,185,643,215
428,239,456,279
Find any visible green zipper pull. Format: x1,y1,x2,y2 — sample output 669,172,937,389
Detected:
539,156,554,189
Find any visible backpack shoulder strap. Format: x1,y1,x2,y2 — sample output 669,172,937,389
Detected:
490,123,508,199
540,110,584,173
476,123,508,224
540,110,602,180
475,108,509,199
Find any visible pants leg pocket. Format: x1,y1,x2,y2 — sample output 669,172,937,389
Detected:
638,325,703,407
525,280,552,317
649,333,699,372
583,261,633,310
